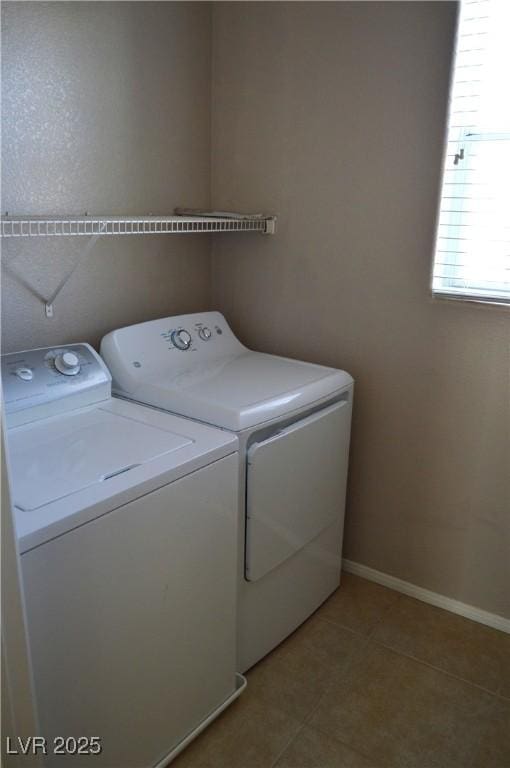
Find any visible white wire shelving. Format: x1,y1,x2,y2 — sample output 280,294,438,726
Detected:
1,210,276,318
0,213,277,238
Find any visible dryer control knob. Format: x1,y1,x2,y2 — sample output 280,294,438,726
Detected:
171,329,192,351
54,351,81,376
198,327,212,341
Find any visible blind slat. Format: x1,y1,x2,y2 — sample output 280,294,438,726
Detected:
432,0,510,303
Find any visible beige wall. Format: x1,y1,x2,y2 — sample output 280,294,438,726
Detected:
1,1,212,352
211,2,510,618
2,1,508,620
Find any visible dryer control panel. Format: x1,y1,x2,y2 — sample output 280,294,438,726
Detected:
100,311,247,396
156,313,240,356
2,344,111,427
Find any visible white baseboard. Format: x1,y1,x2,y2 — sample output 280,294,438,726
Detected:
342,559,510,635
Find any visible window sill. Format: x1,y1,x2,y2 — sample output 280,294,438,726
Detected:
431,291,510,310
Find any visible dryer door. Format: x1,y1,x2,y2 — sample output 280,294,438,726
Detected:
246,399,351,582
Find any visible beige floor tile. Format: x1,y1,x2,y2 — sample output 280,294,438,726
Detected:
317,573,400,635
246,614,361,721
372,596,510,694
309,642,494,768
283,612,364,672
472,698,510,768
172,692,301,768
498,667,510,701
275,725,377,768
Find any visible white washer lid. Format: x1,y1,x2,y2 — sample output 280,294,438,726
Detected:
130,351,353,431
9,407,192,511
8,397,238,553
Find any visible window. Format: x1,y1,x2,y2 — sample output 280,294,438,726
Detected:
432,0,510,305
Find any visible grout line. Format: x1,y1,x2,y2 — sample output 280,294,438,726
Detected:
315,592,403,640
315,613,368,637
315,589,404,640
365,594,404,641
269,619,372,767
302,633,372,725
337,573,509,698
465,693,501,768
495,664,509,699
269,724,303,768
269,719,308,768
304,634,500,768
368,637,503,699
308,720,389,767
269,680,336,768
316,570,403,639
267,574,507,768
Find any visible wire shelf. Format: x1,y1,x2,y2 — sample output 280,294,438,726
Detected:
1,214,276,238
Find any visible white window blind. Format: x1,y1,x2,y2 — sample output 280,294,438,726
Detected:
432,0,510,305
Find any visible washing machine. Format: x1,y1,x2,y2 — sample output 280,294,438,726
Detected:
101,312,354,671
2,343,244,767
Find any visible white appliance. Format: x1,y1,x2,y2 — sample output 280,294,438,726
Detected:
101,312,354,671
2,343,244,767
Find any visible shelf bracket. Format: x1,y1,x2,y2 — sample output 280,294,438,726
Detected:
4,224,105,318
42,227,104,317
264,217,277,235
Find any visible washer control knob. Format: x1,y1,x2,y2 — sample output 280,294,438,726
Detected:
54,351,81,376
171,329,192,351
15,367,34,381
198,327,212,341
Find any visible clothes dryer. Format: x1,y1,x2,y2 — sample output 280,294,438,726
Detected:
101,313,354,671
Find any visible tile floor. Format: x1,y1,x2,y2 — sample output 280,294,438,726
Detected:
174,573,510,768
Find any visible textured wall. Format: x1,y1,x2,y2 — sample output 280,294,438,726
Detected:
211,2,510,618
2,1,509,620
1,2,212,352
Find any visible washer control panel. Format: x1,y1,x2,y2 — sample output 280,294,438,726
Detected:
54,350,81,376
2,343,111,426
15,366,34,381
